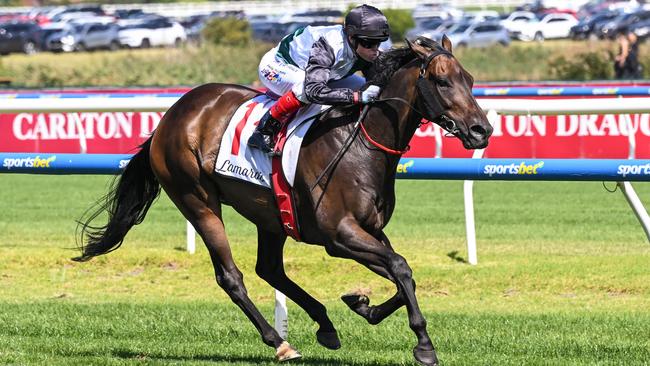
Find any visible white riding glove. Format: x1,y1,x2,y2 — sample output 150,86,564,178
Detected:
357,85,381,104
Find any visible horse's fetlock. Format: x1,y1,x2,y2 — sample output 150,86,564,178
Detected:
261,328,281,346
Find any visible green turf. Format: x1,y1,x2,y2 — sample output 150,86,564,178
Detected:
1,175,649,365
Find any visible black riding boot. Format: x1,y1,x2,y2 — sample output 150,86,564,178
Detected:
248,110,282,153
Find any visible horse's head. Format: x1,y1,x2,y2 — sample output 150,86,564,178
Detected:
407,36,493,149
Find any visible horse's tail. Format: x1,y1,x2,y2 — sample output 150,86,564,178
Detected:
74,137,160,262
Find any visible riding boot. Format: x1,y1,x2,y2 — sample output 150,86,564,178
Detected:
248,90,303,154
248,111,281,153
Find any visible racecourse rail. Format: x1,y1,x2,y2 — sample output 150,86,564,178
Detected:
2,86,650,339
3,153,650,181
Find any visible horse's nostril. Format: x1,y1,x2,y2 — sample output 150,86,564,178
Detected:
470,124,488,137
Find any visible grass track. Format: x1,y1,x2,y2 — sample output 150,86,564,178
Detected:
1,174,649,365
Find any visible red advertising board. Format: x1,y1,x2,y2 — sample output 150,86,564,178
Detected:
1,90,649,158
412,113,650,158
2,112,164,154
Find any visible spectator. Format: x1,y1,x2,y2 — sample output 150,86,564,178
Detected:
614,28,643,79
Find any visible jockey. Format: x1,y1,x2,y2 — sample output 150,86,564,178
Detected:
248,4,390,153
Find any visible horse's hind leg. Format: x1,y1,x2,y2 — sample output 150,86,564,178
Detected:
255,229,340,350
156,164,300,361
328,219,438,366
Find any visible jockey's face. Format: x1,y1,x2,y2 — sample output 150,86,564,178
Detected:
350,36,380,62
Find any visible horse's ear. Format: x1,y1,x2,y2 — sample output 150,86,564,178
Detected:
406,37,430,60
441,34,453,53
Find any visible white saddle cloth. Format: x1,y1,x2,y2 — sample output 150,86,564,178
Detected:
215,94,328,188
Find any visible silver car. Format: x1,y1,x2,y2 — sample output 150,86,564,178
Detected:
405,19,456,41
446,21,510,48
47,22,120,52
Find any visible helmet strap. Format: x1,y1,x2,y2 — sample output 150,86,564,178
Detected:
347,35,359,55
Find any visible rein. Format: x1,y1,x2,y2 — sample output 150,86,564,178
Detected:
308,47,455,193
309,104,370,193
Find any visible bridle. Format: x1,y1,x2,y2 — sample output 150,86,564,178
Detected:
360,47,460,155
415,48,460,136
309,47,459,193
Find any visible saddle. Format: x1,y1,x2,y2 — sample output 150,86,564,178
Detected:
214,94,329,241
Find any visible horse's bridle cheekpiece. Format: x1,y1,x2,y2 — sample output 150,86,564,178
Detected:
415,47,460,136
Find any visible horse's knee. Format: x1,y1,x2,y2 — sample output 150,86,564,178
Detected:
255,262,269,280
255,261,283,285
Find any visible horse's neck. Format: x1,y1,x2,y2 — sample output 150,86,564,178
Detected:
366,66,421,155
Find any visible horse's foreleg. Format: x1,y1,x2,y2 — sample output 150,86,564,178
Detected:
330,218,438,366
255,229,340,350
338,231,407,325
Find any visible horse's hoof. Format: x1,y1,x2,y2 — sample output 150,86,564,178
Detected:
316,329,341,350
413,347,439,366
341,293,369,309
276,341,302,362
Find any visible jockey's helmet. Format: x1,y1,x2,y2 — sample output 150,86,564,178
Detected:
344,4,390,42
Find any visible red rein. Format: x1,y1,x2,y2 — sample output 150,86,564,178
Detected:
359,120,410,156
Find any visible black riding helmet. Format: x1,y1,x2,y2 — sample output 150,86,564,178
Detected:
344,4,390,42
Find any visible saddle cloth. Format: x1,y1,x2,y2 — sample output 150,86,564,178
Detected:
215,94,327,188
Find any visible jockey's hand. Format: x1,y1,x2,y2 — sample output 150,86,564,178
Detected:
356,85,381,104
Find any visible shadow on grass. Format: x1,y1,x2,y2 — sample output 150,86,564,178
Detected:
447,250,467,264
111,349,400,366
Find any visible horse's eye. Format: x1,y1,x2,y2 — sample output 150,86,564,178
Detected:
435,78,450,88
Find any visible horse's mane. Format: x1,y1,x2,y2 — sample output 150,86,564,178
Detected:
365,37,441,88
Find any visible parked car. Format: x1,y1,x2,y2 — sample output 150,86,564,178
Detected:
48,4,105,23
405,18,445,40
118,17,186,48
39,22,70,51
405,20,456,41
631,18,650,41
0,22,42,54
516,13,578,41
500,11,537,37
598,10,650,39
252,21,339,44
569,11,619,40
461,10,500,23
447,21,510,48
47,22,120,52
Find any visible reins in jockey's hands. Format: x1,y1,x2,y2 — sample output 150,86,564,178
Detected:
355,85,381,104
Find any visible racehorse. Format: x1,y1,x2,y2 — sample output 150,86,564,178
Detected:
75,36,492,366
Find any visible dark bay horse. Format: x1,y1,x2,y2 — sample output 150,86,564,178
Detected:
76,36,492,366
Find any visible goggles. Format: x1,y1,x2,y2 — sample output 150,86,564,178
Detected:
356,38,382,49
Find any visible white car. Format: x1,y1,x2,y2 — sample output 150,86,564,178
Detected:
118,17,186,48
500,11,537,36
517,13,578,41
